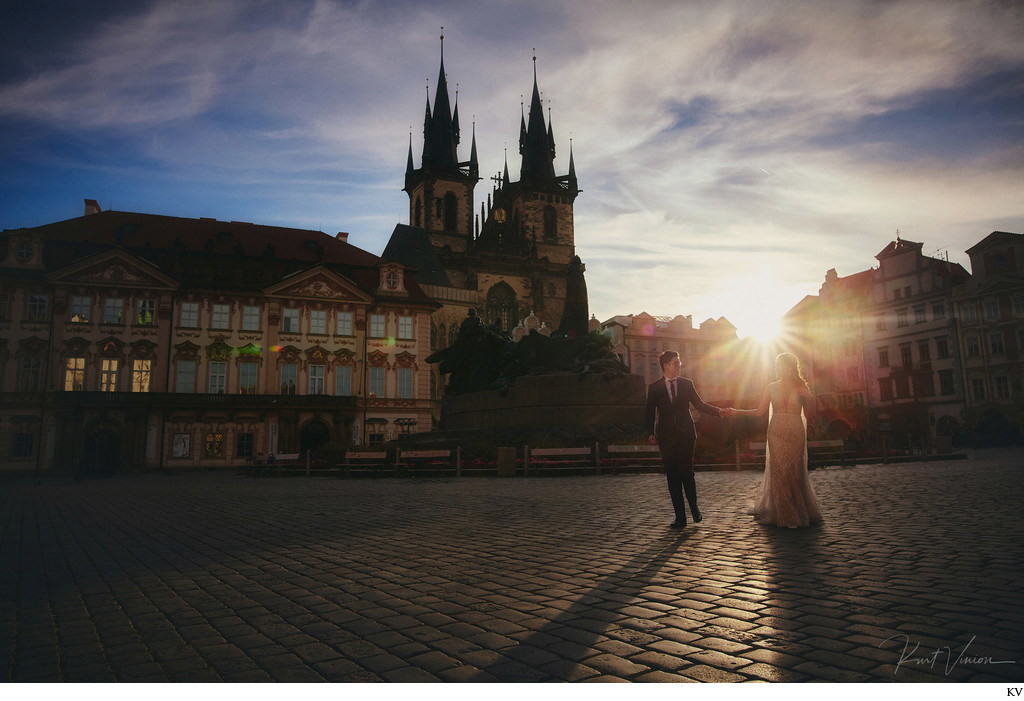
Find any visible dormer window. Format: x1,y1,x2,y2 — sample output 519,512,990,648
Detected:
15,242,33,262
385,272,399,290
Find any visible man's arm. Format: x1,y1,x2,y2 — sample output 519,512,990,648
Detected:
686,380,725,417
645,385,658,442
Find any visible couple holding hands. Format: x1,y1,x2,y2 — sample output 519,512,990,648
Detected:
645,350,822,530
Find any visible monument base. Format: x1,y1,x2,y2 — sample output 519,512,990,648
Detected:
398,373,648,454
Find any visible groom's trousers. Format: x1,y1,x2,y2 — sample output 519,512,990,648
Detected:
661,434,699,521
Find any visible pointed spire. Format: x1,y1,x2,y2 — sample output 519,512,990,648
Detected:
422,30,459,172
470,120,478,165
452,84,461,146
503,147,510,187
406,131,414,176
568,137,576,180
520,52,556,182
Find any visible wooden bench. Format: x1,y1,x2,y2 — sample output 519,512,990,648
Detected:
395,449,456,477
343,450,390,477
524,444,598,476
749,440,855,468
602,444,662,474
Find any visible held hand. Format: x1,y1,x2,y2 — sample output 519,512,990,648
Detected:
648,434,657,446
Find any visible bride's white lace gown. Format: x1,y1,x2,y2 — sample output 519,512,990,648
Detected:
750,382,822,527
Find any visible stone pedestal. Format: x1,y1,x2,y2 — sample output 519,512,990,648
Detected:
441,373,646,430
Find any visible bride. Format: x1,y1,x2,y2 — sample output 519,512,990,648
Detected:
727,353,822,528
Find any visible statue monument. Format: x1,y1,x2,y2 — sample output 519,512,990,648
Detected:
425,256,647,446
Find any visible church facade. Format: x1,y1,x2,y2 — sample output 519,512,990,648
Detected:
383,42,581,398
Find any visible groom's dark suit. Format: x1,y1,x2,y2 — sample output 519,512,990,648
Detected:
646,376,722,525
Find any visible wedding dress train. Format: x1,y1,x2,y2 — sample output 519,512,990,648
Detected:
750,383,822,528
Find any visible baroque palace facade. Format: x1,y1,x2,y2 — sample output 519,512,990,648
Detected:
0,203,438,474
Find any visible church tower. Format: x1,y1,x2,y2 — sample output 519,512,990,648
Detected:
386,40,583,364
476,55,580,268
403,34,479,254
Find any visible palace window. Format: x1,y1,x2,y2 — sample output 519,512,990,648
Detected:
398,316,413,340
309,365,325,395
966,337,980,357
28,294,48,322
71,295,91,322
897,311,908,328
337,311,353,336
137,299,155,326
212,303,230,330
914,306,926,323
936,337,950,359
132,359,151,392
369,367,385,397
283,308,300,333
103,298,124,324
336,365,352,395
65,357,86,391
242,306,260,331
239,362,258,394
932,303,945,320
281,363,297,394
100,359,118,392
961,304,977,323
176,360,196,393
310,310,327,335
209,361,227,394
237,433,254,459
918,342,930,362
398,368,413,398
180,302,199,328
878,349,889,368
370,314,386,338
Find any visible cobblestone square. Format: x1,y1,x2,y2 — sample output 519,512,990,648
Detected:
2,449,1022,683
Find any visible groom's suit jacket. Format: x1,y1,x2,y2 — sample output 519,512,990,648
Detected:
645,376,721,444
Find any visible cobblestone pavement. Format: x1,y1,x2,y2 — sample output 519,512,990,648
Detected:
2,448,1022,683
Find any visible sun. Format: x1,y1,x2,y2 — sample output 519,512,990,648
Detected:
738,314,782,344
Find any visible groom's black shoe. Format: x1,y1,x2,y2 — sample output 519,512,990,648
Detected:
692,508,703,523
670,520,686,528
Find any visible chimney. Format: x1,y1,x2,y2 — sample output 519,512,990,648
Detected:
335,232,349,242
84,199,101,215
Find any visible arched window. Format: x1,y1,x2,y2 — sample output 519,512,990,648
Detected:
444,192,458,233
543,205,557,240
486,282,517,335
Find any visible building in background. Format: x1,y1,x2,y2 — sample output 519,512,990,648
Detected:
383,44,580,412
0,203,437,475
955,231,1024,446
598,313,740,403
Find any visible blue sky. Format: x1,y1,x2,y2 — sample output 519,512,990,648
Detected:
2,0,1023,340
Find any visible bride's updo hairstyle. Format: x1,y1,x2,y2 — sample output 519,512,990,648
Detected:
776,352,808,389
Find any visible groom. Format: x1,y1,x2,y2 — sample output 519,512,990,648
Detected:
646,350,727,528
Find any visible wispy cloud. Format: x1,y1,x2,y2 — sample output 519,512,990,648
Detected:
1,0,1022,337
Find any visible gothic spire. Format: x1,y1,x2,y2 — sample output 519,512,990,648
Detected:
520,53,556,183
421,31,459,172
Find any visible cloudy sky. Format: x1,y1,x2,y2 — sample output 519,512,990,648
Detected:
2,0,1022,340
